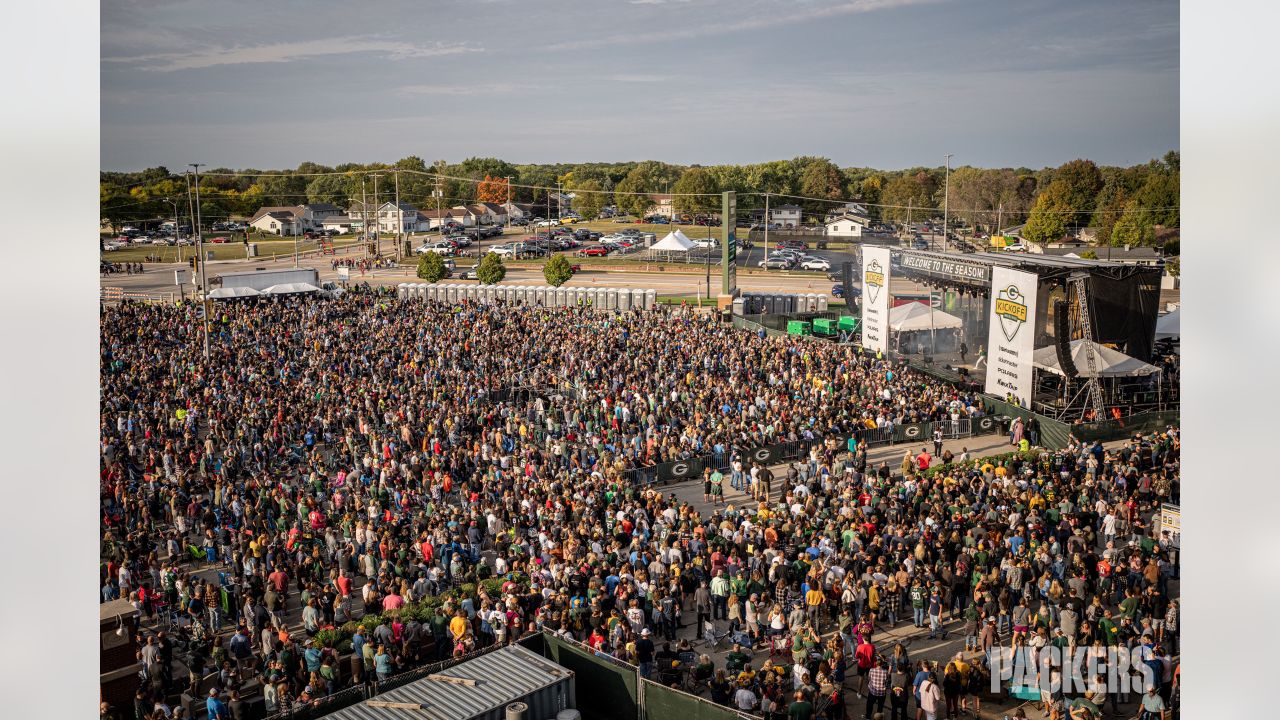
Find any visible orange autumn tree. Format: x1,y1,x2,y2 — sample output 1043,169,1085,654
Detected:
476,175,509,204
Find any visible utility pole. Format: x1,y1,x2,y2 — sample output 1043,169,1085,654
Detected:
189,163,209,359
996,202,1003,240
763,192,770,258
361,178,369,253
371,173,381,258
942,153,953,253
394,169,402,260
434,162,444,236
504,176,512,234
165,197,182,264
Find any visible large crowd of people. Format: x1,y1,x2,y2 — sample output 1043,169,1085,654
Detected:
99,292,1179,720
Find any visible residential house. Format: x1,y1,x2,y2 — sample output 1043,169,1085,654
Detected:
501,202,536,221
646,194,676,220
449,206,478,227
376,201,429,234
824,202,869,223
418,209,456,230
320,215,362,234
770,204,803,228
301,203,342,227
249,210,301,236
468,203,505,225
824,215,866,238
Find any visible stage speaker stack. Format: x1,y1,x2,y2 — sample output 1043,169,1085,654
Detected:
1054,300,1080,378
841,261,855,305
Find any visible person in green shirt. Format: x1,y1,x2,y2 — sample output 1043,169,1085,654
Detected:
787,691,814,720
1098,609,1120,646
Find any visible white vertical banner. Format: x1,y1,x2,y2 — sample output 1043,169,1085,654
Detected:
860,245,892,352
985,267,1039,407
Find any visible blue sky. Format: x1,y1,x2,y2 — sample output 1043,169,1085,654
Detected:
101,0,1178,171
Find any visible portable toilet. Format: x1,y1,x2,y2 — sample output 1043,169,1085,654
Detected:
397,283,409,300
520,286,534,305
554,287,568,307
535,286,550,306
817,295,829,312
605,288,618,311
644,289,657,310
413,284,426,300
617,288,632,312
423,284,436,302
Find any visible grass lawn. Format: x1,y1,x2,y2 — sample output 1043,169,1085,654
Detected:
103,238,363,263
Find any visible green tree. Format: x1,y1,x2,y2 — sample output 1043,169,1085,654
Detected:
671,168,720,216
1111,200,1156,246
1049,159,1103,227
879,173,935,223
613,174,650,217
571,179,606,220
543,254,574,287
796,158,845,216
417,252,448,282
1079,250,1099,259
1131,172,1179,228
476,252,507,285
1022,183,1070,245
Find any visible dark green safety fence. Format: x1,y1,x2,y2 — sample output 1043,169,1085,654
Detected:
541,634,639,720
642,678,749,720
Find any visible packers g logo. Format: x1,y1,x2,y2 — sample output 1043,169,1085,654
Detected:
864,260,885,304
995,285,1028,342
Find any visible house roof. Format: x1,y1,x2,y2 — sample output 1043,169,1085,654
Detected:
450,206,477,216
419,209,453,219
471,203,504,214
649,194,673,203
773,204,803,211
321,215,354,224
824,214,866,226
302,203,341,213
377,201,420,214
250,206,303,223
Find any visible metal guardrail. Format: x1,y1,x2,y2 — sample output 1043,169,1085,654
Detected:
100,287,175,304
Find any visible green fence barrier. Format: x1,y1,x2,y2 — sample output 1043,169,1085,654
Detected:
642,678,746,720
981,396,1073,450
543,635,638,720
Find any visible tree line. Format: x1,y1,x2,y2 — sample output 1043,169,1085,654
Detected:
101,152,1178,247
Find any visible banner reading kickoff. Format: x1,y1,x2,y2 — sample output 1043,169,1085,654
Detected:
860,246,891,352
985,267,1038,407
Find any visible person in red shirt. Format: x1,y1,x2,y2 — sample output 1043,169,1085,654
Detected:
916,448,932,471
855,637,876,696
335,570,352,598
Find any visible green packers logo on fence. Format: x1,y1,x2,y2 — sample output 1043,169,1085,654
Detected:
994,284,1028,342
864,260,885,304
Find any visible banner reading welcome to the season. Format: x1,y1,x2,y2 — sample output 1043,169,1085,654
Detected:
861,245,892,352
984,266,1038,408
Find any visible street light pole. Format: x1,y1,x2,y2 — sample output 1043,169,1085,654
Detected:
165,197,182,264
943,153,953,252
371,173,381,258
189,163,209,359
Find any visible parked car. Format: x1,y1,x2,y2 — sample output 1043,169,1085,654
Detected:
579,246,610,257
416,241,455,255
775,239,808,251
510,218,529,226
758,256,794,270
210,236,229,244
534,219,560,227
488,244,517,257
799,256,831,271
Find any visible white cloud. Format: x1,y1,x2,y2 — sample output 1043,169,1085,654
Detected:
609,74,668,83
549,0,944,51
104,38,481,72
397,82,530,96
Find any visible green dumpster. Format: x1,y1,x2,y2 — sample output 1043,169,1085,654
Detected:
837,315,859,333
787,320,812,336
812,318,837,336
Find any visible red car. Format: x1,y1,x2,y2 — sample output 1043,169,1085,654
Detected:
579,246,610,257
210,236,229,244
569,264,582,273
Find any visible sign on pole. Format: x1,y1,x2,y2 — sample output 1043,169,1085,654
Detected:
337,266,350,281
860,245,892,352
174,269,187,286
721,191,738,296
1159,503,1180,548
984,266,1039,407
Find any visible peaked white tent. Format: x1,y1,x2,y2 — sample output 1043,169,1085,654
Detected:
888,301,962,331
650,231,696,252
208,286,261,299
262,282,322,295
1155,308,1180,339
1032,339,1161,378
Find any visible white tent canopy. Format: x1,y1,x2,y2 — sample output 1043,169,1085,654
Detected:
262,282,321,295
650,231,696,252
1155,308,1180,339
888,301,963,331
208,286,261,299
1032,339,1161,378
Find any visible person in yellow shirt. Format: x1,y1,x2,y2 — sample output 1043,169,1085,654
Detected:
449,610,469,643
805,585,826,629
